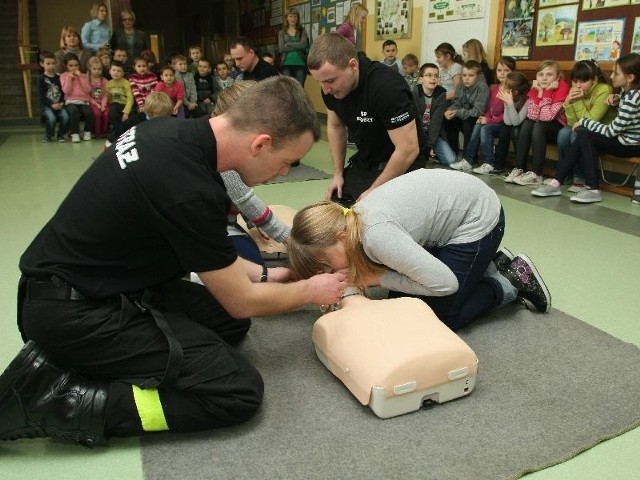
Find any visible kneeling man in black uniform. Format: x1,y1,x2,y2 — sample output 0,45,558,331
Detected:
0,76,347,447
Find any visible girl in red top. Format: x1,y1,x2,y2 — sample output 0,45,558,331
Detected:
154,66,185,117
508,60,569,185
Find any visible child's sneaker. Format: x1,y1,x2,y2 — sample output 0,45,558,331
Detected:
513,171,542,186
83,131,92,141
632,195,640,205
57,136,65,143
71,134,81,143
570,189,602,204
493,247,514,272
499,254,551,313
504,168,524,183
449,159,473,171
473,163,494,175
567,183,586,193
41,137,52,143
531,184,561,197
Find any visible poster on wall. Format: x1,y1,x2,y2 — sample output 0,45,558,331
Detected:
540,0,579,5
427,0,483,23
633,17,640,53
582,0,630,11
535,4,578,47
575,18,625,60
375,0,412,39
501,0,535,58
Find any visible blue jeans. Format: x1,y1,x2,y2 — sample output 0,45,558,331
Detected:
389,209,506,331
282,65,307,86
433,136,457,166
479,123,504,165
42,107,69,139
557,126,584,183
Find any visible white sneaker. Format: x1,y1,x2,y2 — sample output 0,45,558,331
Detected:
567,184,586,193
450,159,473,171
570,189,602,203
513,171,543,186
504,168,524,183
531,184,561,197
71,134,81,143
83,131,92,141
473,163,494,175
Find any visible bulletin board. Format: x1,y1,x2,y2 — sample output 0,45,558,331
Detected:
496,0,640,62
287,0,366,50
241,0,283,53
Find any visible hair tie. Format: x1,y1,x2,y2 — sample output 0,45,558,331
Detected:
342,207,352,216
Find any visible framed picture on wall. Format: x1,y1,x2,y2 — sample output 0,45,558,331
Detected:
633,17,640,53
375,0,412,39
535,4,578,46
582,0,630,11
575,18,625,60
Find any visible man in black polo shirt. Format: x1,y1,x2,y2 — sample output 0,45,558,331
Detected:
0,77,347,447
230,37,280,81
307,34,426,206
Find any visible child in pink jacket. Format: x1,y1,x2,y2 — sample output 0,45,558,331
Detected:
60,52,94,142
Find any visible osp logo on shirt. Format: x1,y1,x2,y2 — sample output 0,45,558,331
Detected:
356,111,374,123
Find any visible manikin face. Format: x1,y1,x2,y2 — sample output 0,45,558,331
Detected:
310,59,359,100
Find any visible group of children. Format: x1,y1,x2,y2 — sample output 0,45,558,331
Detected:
388,38,640,205
38,42,240,144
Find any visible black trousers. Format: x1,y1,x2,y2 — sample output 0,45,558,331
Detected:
555,127,640,190
19,277,264,436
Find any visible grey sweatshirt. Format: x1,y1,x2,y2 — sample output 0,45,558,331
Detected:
355,169,501,296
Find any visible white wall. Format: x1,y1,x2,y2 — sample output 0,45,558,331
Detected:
420,1,497,65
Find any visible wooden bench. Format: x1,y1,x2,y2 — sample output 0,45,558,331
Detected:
508,61,639,197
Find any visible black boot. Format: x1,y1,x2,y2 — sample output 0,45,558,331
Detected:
497,254,551,313
0,341,108,447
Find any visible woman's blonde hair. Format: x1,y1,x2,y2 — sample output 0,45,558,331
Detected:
212,80,257,117
288,201,385,285
462,39,487,63
346,3,368,29
59,26,83,49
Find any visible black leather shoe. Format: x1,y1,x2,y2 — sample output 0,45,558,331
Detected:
0,341,108,447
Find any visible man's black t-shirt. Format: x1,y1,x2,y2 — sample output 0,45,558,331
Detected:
242,58,280,81
20,117,236,299
322,57,425,169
